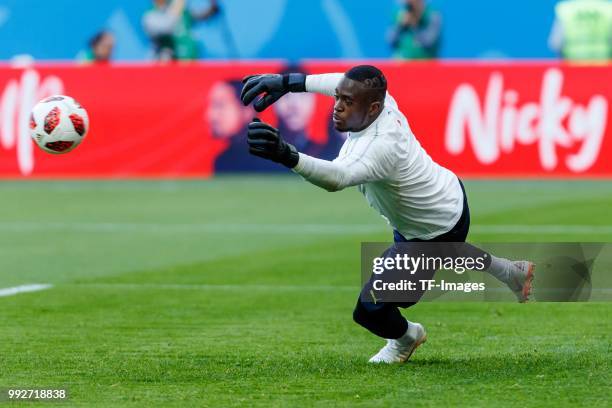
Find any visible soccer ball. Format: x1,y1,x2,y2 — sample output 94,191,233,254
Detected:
29,95,89,154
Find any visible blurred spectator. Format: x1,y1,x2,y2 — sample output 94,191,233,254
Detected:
207,80,252,141
143,0,219,61
548,0,611,61
388,0,442,59
274,92,346,160
80,31,114,64
274,91,317,153
207,80,279,172
273,66,346,160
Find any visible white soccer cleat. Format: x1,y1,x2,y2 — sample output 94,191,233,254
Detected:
507,261,535,303
368,323,427,364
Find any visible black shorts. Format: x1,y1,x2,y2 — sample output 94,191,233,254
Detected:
359,178,471,310
393,178,470,244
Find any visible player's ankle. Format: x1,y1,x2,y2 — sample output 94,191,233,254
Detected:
488,255,512,283
395,320,419,345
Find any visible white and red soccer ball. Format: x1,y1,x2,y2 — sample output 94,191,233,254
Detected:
29,95,89,154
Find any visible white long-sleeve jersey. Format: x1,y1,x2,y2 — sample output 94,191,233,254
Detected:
293,73,463,240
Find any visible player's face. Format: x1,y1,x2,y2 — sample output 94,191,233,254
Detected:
207,82,251,139
333,77,380,132
407,0,424,12
94,34,114,62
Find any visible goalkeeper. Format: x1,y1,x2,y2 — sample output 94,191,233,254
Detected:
240,65,534,364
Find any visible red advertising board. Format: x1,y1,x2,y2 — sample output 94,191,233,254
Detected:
0,62,609,178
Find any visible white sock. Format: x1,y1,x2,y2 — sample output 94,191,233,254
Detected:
395,320,418,345
486,255,512,284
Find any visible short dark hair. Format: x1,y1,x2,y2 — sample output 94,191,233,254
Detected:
89,31,110,48
345,65,387,102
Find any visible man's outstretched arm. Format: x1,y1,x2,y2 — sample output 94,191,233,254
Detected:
304,73,344,97
293,153,378,192
246,119,396,192
241,72,343,111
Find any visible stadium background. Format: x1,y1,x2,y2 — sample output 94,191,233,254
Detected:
0,0,561,60
0,1,610,406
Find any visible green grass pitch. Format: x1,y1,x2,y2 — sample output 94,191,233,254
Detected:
0,177,610,407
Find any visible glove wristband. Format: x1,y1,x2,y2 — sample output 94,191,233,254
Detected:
282,73,307,93
280,143,300,168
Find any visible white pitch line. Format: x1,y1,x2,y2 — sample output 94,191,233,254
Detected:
59,283,612,298
0,222,385,234
0,222,611,235
472,225,612,234
0,284,53,298
69,282,358,292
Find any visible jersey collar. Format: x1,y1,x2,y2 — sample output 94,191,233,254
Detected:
349,108,385,138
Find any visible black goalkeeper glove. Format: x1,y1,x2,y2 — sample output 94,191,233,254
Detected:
247,118,299,168
241,73,306,112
